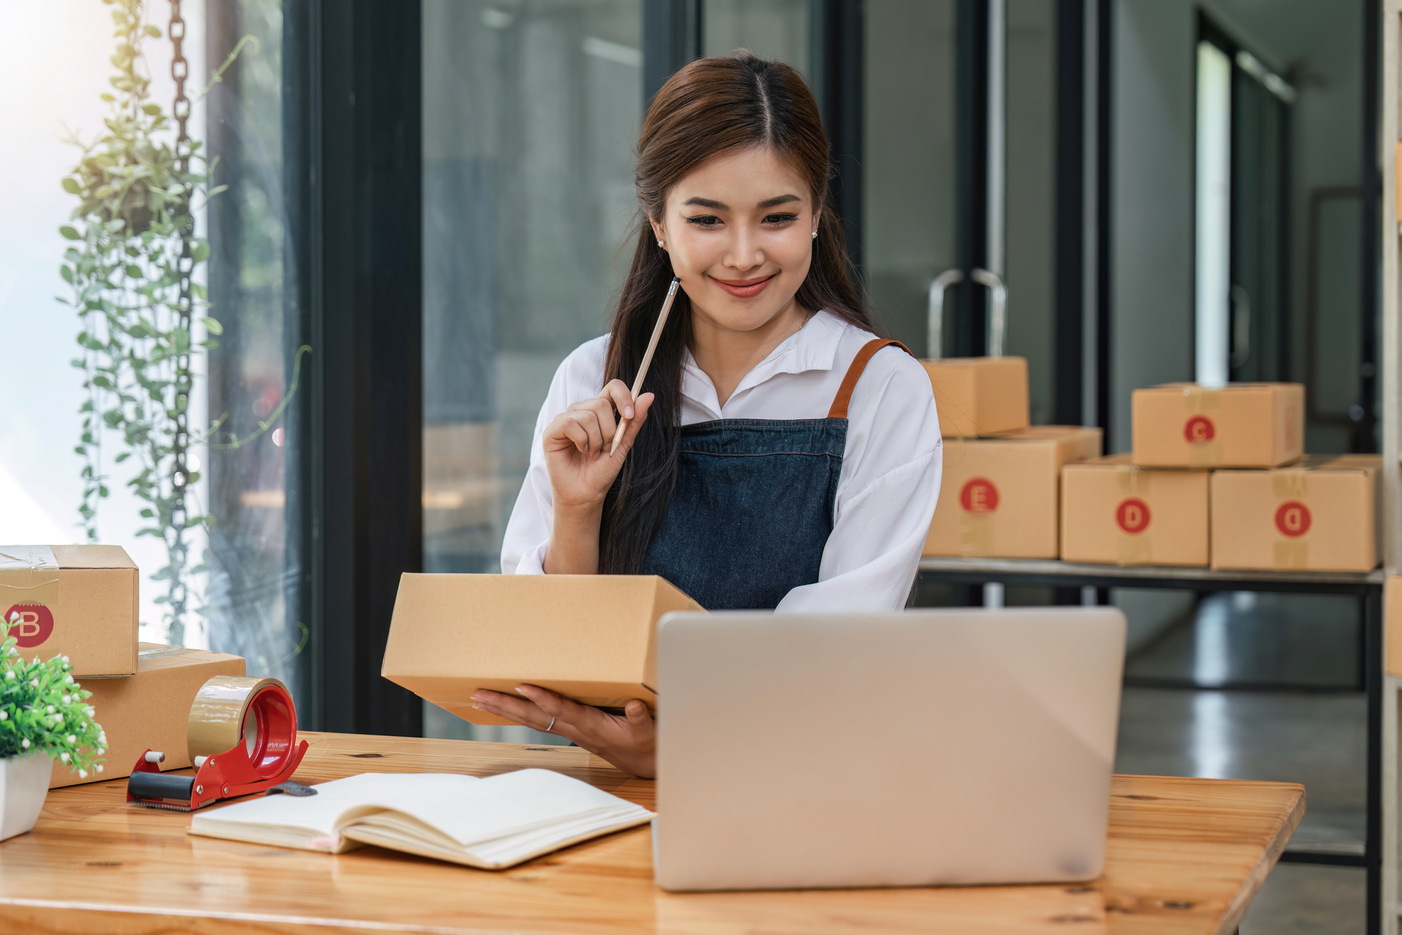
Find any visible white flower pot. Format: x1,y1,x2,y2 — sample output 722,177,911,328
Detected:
0,751,52,842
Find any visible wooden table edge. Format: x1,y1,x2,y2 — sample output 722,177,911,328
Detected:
1212,781,1307,934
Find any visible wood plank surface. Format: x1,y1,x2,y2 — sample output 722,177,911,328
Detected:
0,731,1303,935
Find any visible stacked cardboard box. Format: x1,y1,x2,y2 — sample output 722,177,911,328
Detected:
0,545,247,788
1061,456,1209,566
1061,383,1375,571
921,357,1103,559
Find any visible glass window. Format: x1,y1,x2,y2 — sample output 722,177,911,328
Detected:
0,1,307,702
863,0,958,353
702,0,815,79
422,0,644,742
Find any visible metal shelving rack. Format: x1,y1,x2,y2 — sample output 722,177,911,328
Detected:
1381,3,1401,935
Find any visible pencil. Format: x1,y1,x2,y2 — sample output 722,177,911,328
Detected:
611,276,681,457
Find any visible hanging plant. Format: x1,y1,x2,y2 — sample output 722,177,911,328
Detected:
59,0,305,647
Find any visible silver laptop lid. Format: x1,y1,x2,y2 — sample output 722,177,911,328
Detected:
654,608,1126,892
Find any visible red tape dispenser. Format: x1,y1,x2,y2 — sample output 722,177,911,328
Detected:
127,675,308,811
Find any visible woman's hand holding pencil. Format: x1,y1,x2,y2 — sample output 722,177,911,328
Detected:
542,380,655,512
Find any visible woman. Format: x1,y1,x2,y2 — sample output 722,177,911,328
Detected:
472,53,942,777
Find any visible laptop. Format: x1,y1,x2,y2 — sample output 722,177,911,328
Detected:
652,607,1126,892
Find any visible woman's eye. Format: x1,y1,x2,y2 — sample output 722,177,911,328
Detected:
685,215,721,227
764,213,800,225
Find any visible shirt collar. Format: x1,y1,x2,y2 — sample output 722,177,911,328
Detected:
681,309,848,417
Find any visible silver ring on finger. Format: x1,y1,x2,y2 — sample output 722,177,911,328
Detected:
544,715,557,734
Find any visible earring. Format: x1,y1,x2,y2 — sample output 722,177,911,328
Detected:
811,230,818,240
657,239,664,248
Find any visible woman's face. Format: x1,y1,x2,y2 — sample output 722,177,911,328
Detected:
651,145,818,334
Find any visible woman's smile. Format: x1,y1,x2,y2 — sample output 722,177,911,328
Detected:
710,272,778,298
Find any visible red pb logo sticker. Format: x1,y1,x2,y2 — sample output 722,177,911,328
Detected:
960,477,1000,514
1184,415,1216,444
1116,498,1151,534
1275,501,1312,538
4,604,54,649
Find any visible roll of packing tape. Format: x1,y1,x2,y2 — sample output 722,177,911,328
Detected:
187,675,297,777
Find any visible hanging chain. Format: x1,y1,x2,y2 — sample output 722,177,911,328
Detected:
167,0,194,643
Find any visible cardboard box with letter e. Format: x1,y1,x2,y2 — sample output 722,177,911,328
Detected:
921,358,1029,438
382,574,703,726
0,545,138,678
1131,383,1303,468
1210,455,1380,573
1061,455,1209,566
924,426,1102,558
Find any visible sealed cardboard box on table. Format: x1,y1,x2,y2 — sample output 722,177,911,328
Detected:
0,545,138,678
1210,455,1380,573
921,357,1030,438
1061,455,1210,566
1131,383,1303,468
52,643,245,789
924,426,1102,558
382,574,703,726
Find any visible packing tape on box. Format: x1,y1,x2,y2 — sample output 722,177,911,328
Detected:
1274,541,1308,570
1184,387,1224,467
0,546,60,626
1114,466,1152,564
186,675,291,760
1271,469,1309,499
1117,533,1152,565
1185,386,1221,415
1115,464,1150,495
958,514,993,557
1270,469,1311,569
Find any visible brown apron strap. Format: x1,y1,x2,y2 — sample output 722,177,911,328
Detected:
827,339,914,419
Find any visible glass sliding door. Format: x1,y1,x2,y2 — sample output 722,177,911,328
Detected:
862,0,960,357
421,0,644,742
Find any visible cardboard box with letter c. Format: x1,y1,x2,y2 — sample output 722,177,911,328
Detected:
1131,383,1303,468
1209,455,1380,573
1060,455,1210,566
923,426,1102,558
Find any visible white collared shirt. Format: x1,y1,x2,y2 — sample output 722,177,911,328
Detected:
500,309,943,611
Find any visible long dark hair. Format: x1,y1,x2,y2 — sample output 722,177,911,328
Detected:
598,52,882,574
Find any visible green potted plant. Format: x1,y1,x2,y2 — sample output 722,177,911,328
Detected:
0,612,107,841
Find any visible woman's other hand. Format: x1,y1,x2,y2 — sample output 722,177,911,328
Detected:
469,685,657,779
542,380,654,513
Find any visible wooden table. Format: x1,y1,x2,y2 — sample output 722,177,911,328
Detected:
0,732,1303,934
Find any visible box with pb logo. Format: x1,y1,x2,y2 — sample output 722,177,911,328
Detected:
1060,455,1210,566
921,357,1030,438
923,426,1102,558
1131,383,1304,468
1210,455,1380,572
0,545,138,678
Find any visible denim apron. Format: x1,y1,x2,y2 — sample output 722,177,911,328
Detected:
641,339,910,610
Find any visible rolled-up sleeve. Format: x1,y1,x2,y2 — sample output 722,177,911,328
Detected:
775,349,942,612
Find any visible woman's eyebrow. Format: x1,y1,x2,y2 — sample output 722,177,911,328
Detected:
681,194,802,210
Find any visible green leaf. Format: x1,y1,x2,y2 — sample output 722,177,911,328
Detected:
60,226,81,241
141,103,161,116
60,265,74,285
190,241,210,262
62,177,81,195
200,316,223,336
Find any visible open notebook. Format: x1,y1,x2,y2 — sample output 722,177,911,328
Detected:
188,769,654,869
